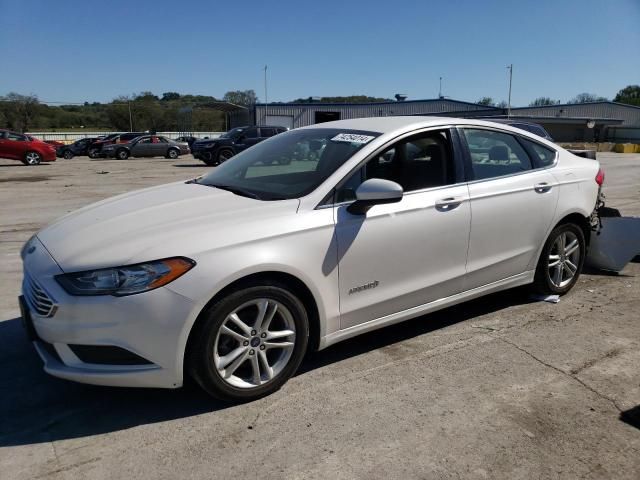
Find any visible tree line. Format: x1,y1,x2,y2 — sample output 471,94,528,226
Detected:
1,85,639,133
476,85,640,108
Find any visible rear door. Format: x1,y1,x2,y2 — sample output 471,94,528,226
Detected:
460,127,559,289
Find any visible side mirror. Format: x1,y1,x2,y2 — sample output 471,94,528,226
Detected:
347,178,403,215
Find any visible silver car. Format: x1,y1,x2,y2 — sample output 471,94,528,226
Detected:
20,117,602,401
102,135,190,159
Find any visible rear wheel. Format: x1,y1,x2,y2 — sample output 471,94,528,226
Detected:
24,151,42,165
116,149,129,160
88,148,99,159
533,223,586,295
188,284,309,401
63,150,74,159
166,148,179,159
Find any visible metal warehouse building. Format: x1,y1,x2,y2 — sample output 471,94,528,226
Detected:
242,99,640,143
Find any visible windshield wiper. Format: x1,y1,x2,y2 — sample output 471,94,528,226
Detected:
208,183,261,200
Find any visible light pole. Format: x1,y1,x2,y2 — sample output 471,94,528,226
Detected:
128,101,133,131
439,76,443,99
507,64,513,118
264,65,268,124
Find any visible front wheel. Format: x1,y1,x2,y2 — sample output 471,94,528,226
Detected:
63,150,74,159
216,149,234,164
188,285,309,401
88,148,99,159
166,148,179,159
24,151,42,165
533,223,586,295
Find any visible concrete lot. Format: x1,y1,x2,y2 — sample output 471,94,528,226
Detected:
0,153,639,479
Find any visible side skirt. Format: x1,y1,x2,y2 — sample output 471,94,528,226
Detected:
319,270,534,350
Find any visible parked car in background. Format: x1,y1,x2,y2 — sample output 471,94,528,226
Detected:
192,126,287,166
88,132,145,158
44,139,66,148
57,137,98,159
20,117,603,401
101,135,189,159
0,129,56,165
174,136,200,149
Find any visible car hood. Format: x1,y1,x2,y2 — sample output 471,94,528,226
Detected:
37,181,300,271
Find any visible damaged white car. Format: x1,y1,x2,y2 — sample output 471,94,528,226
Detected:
20,117,603,401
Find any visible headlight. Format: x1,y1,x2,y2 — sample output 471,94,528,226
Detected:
55,257,195,296
21,235,36,259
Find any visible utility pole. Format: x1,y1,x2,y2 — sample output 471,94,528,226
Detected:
128,101,133,131
439,76,443,99
507,64,513,118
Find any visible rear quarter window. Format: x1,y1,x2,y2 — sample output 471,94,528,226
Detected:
520,138,556,167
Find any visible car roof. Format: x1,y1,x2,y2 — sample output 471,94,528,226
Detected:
298,116,538,134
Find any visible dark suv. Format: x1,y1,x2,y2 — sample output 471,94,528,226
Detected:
191,126,287,166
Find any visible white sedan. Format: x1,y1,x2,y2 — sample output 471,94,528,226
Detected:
20,117,603,401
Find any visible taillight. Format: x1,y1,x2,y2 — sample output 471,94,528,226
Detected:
595,168,605,186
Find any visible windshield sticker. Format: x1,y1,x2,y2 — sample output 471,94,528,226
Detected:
331,133,375,144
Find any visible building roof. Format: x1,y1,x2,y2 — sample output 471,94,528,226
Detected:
256,98,502,110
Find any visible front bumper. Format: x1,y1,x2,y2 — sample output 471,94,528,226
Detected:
21,237,197,389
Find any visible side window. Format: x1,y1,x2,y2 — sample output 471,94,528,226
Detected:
244,128,258,139
336,130,456,202
520,138,556,167
462,129,532,180
157,137,168,143
260,128,276,137
7,132,26,141
138,137,152,144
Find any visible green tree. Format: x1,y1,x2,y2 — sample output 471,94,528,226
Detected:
223,90,258,106
0,92,40,131
613,85,640,106
161,92,181,101
496,100,508,108
477,97,495,106
529,97,559,107
568,93,608,104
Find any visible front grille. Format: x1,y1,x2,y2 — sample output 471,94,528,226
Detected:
23,272,57,317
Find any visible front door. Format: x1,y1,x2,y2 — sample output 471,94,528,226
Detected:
460,127,559,289
334,128,471,329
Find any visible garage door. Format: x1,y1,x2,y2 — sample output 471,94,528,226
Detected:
265,115,294,130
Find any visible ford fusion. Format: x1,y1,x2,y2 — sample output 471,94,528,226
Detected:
20,117,603,401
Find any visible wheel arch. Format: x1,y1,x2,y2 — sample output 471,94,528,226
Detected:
182,270,322,381
553,211,592,247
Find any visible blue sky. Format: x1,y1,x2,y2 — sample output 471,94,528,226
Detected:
0,0,638,106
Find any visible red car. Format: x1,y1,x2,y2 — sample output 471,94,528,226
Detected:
0,130,56,165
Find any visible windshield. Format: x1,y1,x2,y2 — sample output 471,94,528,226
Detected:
196,128,380,200
219,127,246,139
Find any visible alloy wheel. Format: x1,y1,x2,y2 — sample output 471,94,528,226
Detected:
25,152,41,165
548,231,580,288
213,298,296,389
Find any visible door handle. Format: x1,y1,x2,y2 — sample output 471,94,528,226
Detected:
534,182,552,193
435,197,463,211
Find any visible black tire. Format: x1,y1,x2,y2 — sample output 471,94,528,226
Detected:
116,148,129,160
88,148,100,159
216,149,234,164
188,284,309,402
166,148,180,159
63,150,74,160
533,223,586,295
24,151,42,165
202,151,218,166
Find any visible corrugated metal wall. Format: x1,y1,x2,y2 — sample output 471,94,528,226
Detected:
255,100,500,128
511,102,640,127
